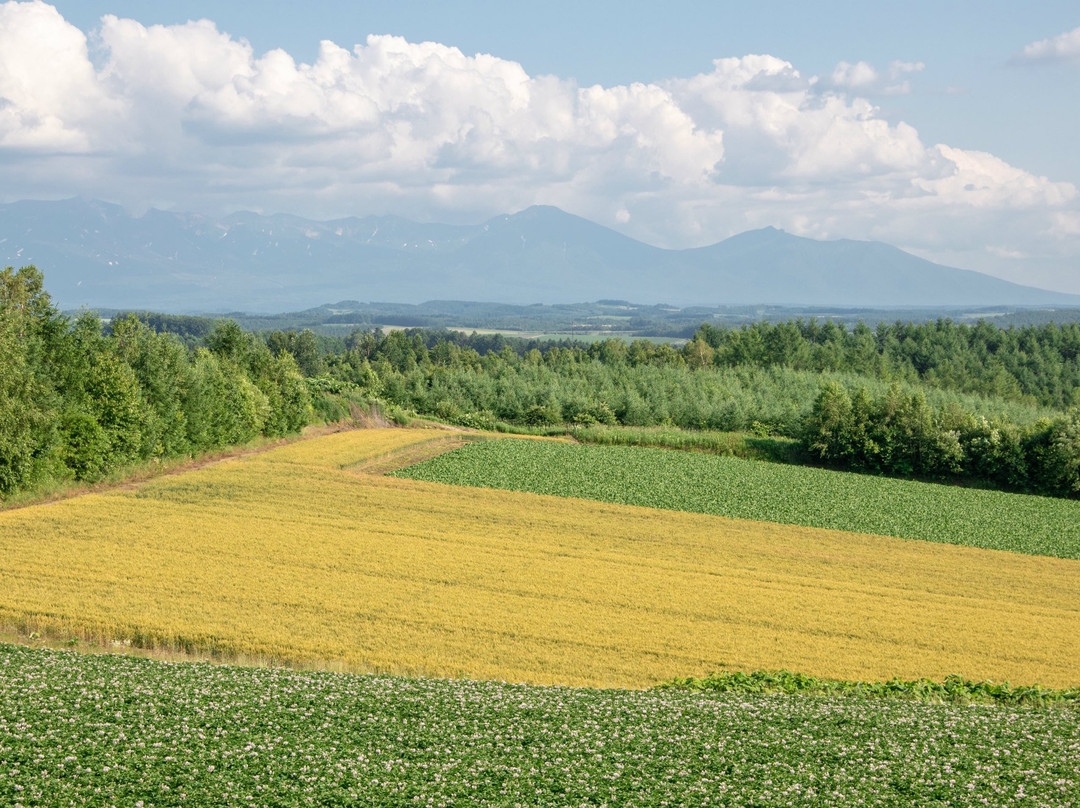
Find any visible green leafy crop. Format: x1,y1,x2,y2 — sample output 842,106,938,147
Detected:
394,439,1080,559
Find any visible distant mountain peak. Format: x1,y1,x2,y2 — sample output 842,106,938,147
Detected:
1,198,1078,312
514,204,572,216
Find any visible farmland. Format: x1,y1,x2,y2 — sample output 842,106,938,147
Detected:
1,429,1078,688
394,438,1080,559
2,643,1078,808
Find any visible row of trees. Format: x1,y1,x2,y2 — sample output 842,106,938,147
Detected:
0,267,310,498
688,319,1080,409
309,319,1080,412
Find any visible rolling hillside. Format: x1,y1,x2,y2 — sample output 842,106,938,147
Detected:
1,428,1076,688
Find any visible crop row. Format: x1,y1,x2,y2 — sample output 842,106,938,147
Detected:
1,644,1077,807
393,438,1080,559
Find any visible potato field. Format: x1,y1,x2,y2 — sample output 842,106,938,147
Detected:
3,644,1078,807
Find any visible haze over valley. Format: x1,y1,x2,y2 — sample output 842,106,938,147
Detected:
5,198,1078,313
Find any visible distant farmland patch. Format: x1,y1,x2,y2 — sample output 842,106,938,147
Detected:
1,429,1077,687
393,439,1080,559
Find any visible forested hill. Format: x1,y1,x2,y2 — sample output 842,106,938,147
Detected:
4,198,1079,311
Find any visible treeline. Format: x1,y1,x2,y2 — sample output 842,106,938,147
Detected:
141,309,1080,414
316,326,1048,429
689,319,1080,410
0,267,311,499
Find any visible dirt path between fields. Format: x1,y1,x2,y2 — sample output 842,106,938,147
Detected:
348,435,477,476
0,419,470,513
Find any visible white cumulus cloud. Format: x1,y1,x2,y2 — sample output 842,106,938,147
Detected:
826,58,924,95
888,60,926,80
1016,25,1080,64
831,61,879,90
0,0,116,151
0,2,1077,291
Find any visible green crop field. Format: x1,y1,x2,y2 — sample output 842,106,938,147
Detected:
2,644,1077,807
393,439,1080,559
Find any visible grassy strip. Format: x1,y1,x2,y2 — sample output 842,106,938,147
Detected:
2,643,1078,807
566,423,802,463
393,439,1080,559
414,416,802,465
658,670,1080,708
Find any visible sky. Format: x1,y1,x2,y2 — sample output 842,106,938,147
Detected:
3,0,1080,293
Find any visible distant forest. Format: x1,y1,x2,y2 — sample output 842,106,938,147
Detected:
98,298,1080,342
3,265,1079,501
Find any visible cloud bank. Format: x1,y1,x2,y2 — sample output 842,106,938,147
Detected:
0,1,1077,291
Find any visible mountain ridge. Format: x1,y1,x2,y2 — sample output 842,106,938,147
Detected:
1,198,1077,312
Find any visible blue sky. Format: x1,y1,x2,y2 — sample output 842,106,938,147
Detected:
6,1,1080,292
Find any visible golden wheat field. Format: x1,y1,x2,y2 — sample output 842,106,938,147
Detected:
2,428,1078,688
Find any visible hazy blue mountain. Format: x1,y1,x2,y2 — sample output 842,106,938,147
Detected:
1,198,1077,312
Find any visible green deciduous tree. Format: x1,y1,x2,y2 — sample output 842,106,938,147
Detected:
0,267,63,493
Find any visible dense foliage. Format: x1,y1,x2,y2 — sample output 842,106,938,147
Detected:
393,439,1080,558
2,644,1077,807
320,327,1048,428
292,321,1078,495
691,318,1080,409
309,317,1080,413
690,319,1080,494
803,381,1080,496
0,267,311,499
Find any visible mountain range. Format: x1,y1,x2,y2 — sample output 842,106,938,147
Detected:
1,198,1077,312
